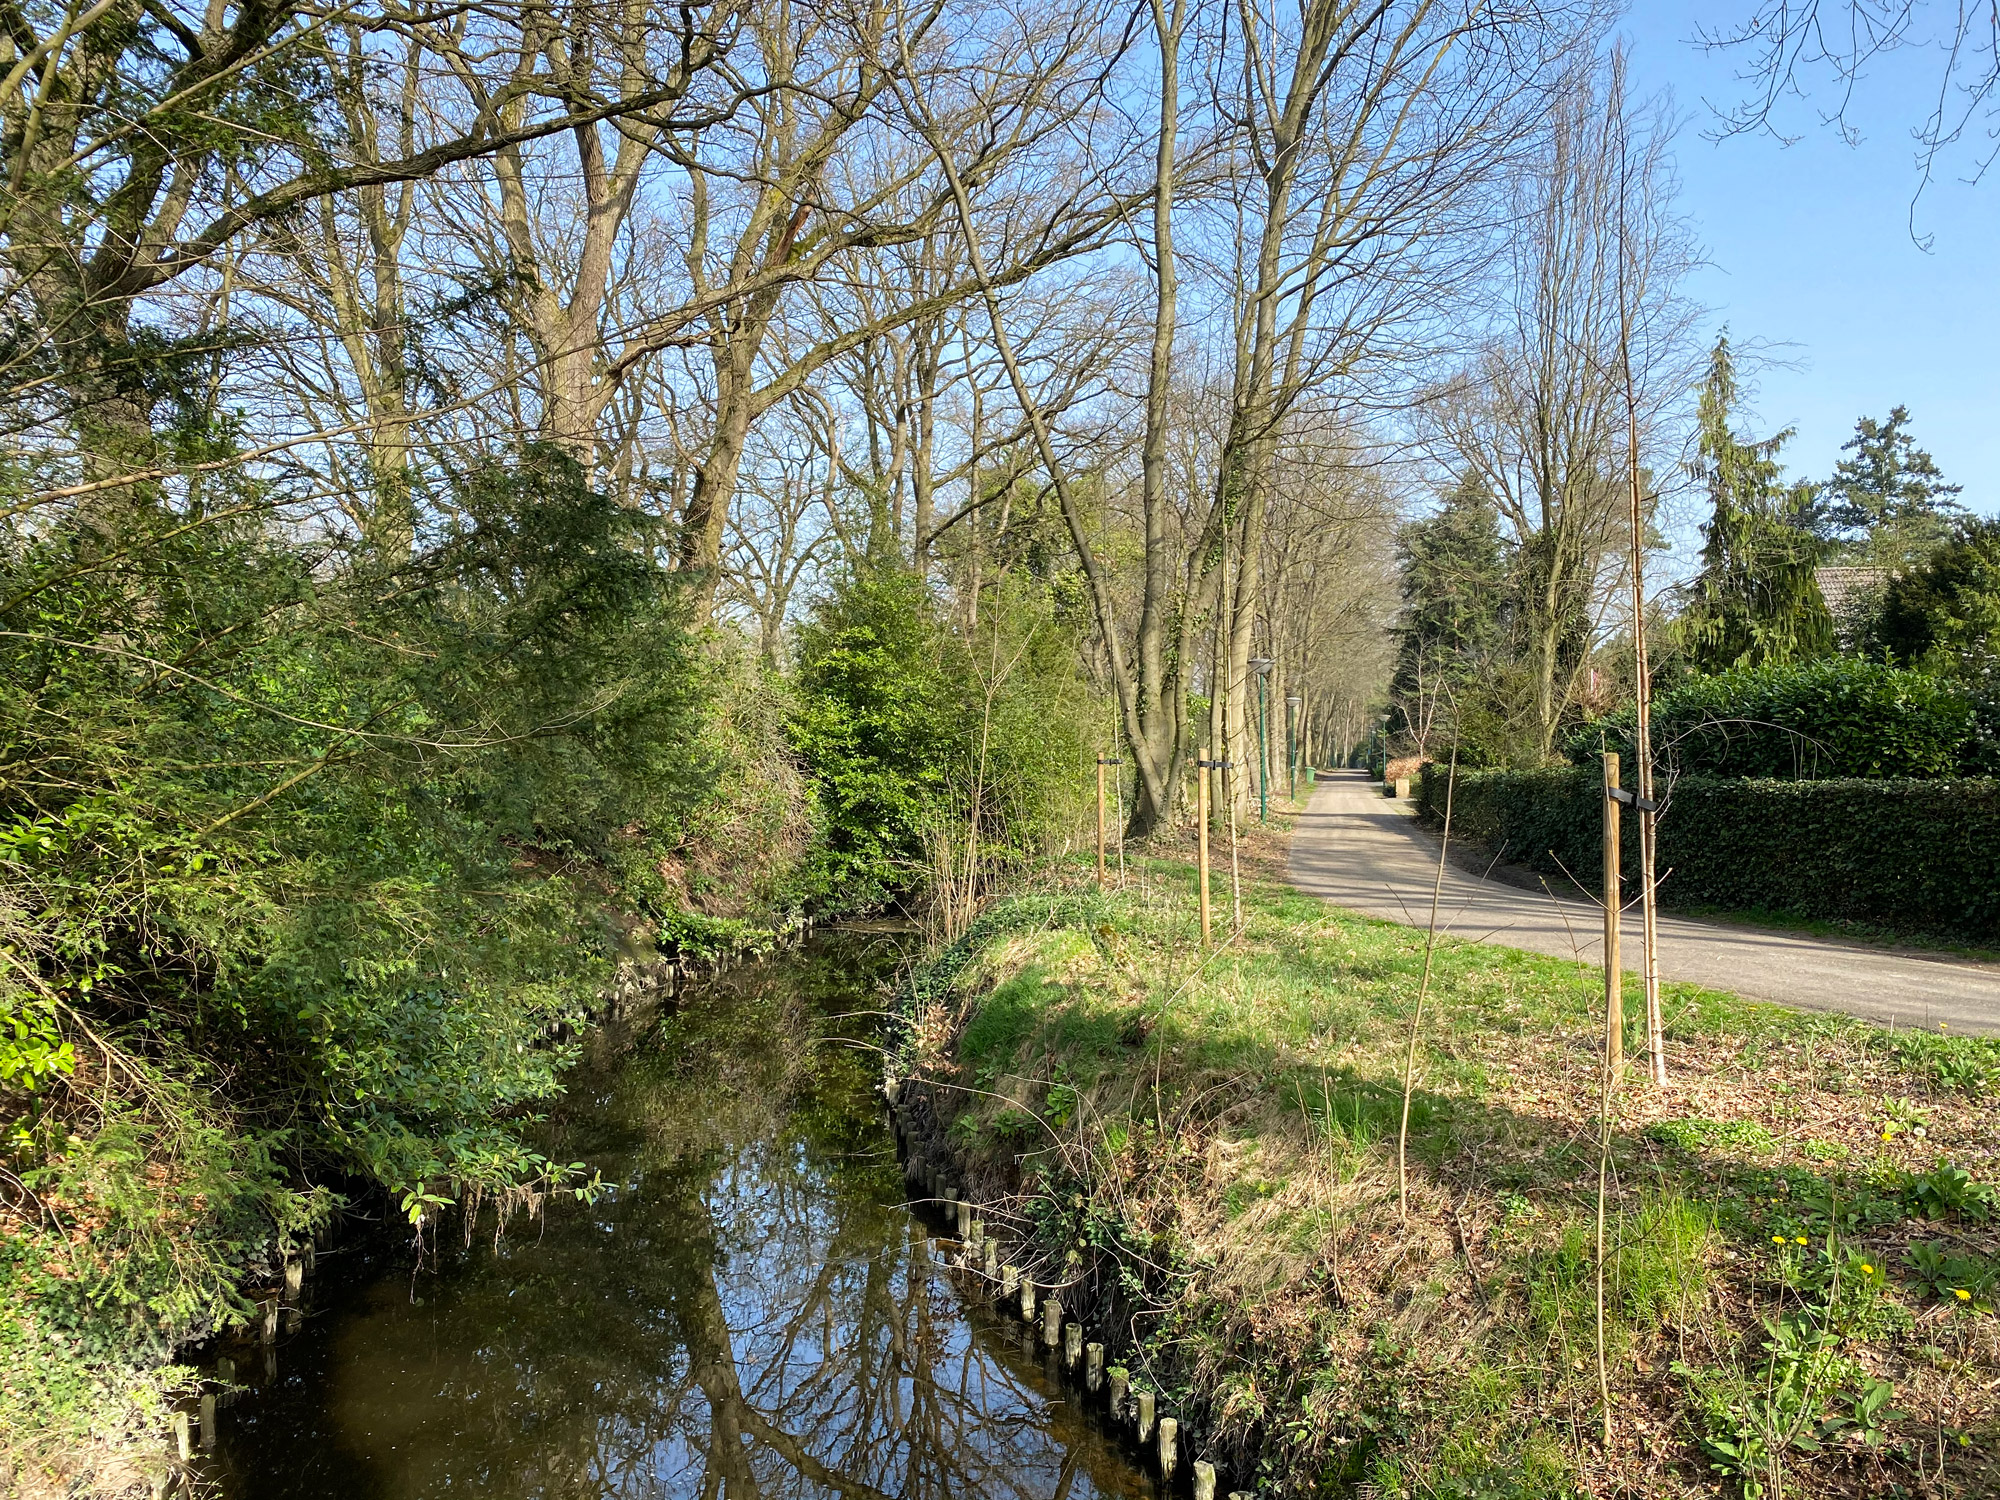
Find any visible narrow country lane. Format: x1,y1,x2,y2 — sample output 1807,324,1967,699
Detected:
1288,769,2000,1035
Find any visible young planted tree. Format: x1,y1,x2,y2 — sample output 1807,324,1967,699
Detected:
1604,43,1684,1088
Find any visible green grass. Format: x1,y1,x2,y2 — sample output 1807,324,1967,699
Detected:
907,856,2000,1499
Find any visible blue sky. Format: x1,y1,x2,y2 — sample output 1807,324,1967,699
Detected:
1623,3,1998,516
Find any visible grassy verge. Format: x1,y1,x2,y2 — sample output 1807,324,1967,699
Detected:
898,846,2000,1498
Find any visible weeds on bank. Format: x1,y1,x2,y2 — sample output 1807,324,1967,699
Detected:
901,853,2000,1498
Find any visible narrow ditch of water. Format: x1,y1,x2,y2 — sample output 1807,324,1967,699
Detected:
194,939,1158,1499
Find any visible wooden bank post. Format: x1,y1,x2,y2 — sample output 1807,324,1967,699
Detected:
1602,752,1621,1075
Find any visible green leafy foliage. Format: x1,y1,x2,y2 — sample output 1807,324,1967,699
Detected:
1677,1313,1904,1498
1644,1117,1778,1157
1878,517,2000,694
1425,767,2000,944
1387,475,1508,760
1901,1161,1996,1223
1573,658,1992,779
1805,405,1965,566
1896,1033,1999,1097
0,446,755,1453
0,994,72,1089
789,566,1092,911
1903,1241,1997,1313
790,567,958,906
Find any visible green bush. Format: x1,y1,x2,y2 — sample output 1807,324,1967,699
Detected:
789,566,1094,912
1569,659,1992,779
1879,518,2000,681
1,447,740,1455
1422,769,2000,944
790,567,959,907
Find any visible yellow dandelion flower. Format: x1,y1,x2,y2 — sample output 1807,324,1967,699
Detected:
1955,1289,1972,1301
1860,1264,1874,1275
1772,1235,1784,1244
1795,1236,1808,1245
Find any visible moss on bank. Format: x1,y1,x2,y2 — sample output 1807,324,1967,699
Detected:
897,859,2000,1497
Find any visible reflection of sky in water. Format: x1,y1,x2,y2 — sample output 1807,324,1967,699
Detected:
208,958,1151,1500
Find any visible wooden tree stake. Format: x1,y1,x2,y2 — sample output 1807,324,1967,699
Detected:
1096,756,1108,887
1602,751,1622,1076
1195,759,1213,942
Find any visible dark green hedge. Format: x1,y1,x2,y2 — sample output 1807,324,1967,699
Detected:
1420,768,2000,945
1568,659,1998,779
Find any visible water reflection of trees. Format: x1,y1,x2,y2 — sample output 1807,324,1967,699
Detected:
321,951,1142,1500
673,1149,1123,1500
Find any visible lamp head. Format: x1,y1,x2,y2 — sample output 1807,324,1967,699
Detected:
1248,657,1273,676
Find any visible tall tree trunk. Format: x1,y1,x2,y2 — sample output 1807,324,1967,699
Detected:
1121,0,1192,837
682,326,768,583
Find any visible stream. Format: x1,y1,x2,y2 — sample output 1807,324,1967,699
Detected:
198,939,1156,1500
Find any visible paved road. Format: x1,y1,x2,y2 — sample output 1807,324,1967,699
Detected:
1288,769,2000,1035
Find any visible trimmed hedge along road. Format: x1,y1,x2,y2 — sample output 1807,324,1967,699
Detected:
1419,769,2000,946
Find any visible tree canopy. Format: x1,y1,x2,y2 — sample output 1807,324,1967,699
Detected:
1807,406,1965,565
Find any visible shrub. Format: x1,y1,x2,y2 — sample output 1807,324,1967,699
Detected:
789,566,1093,913
1422,769,2000,944
0,447,734,1462
1569,658,1991,779
790,567,958,907
1879,518,2000,682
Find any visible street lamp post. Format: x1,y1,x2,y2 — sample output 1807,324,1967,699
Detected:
1248,657,1273,823
1286,695,1301,800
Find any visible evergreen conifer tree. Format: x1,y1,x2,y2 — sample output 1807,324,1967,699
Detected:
1677,336,1834,674
1808,405,1963,564
1388,475,1506,755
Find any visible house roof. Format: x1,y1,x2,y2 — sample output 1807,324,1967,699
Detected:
1815,566,1890,619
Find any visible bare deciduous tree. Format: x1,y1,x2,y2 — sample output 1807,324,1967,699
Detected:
1423,51,1697,765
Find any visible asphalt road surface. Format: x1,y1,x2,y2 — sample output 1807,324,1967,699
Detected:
1288,769,1999,1036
